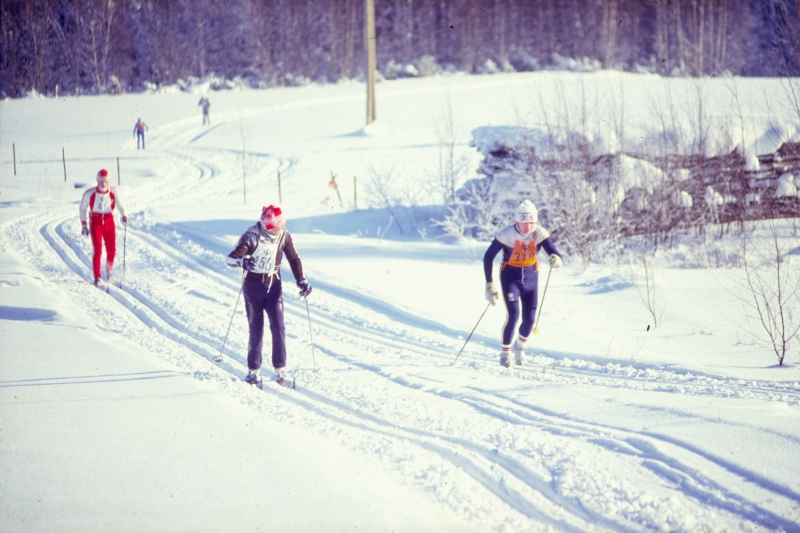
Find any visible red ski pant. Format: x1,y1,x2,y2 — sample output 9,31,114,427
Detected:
90,213,116,279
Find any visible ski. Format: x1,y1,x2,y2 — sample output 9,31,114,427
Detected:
275,376,296,390
244,375,263,390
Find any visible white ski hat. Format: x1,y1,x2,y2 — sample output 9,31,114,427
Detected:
515,200,538,223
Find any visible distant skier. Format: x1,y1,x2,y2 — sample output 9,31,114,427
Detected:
79,169,128,287
226,205,312,386
133,118,148,149
198,96,210,126
483,200,562,367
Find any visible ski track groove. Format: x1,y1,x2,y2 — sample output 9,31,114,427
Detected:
34,210,617,532
135,222,800,406
8,136,798,532
18,157,609,529
56,192,798,531
310,342,800,532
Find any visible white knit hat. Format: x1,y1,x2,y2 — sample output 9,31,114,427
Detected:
514,200,538,223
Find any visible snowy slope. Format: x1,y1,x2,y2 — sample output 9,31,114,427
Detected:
2,71,800,533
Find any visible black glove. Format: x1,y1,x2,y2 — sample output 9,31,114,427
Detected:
81,224,90,236
297,278,312,298
241,257,256,271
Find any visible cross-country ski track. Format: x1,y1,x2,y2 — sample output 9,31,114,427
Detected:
3,73,800,532
2,139,797,533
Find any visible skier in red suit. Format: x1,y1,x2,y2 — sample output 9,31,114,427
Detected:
79,169,127,286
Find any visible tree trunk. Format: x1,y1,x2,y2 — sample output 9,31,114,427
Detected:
674,0,686,73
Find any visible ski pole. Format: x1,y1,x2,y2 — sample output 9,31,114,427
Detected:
533,265,553,334
121,224,127,288
215,273,245,363
304,298,318,372
452,303,491,365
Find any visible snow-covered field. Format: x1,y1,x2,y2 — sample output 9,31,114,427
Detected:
1,72,799,532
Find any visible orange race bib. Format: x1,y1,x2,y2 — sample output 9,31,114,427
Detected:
507,239,538,268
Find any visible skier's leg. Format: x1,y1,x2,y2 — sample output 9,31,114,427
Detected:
103,216,116,276
500,280,521,346
264,282,287,370
518,284,538,339
500,280,521,368
90,218,104,280
243,282,266,371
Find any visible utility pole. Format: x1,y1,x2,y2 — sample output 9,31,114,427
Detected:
366,0,377,124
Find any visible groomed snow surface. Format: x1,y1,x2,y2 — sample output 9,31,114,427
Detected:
2,71,799,532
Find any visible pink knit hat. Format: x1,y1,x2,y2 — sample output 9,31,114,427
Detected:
96,169,110,182
260,205,286,230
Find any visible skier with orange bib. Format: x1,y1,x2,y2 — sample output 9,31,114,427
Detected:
483,200,562,367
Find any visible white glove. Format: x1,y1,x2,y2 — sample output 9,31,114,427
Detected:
549,255,563,268
485,282,499,306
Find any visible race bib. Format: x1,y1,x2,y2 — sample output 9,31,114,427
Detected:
251,236,279,274
508,239,538,268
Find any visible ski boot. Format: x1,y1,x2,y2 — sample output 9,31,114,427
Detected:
244,369,262,388
275,367,288,387
499,351,511,368
513,341,528,366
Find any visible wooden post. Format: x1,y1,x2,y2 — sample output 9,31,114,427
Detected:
354,176,357,210
117,157,120,185
277,170,282,203
365,0,377,124
62,147,66,181
13,143,16,176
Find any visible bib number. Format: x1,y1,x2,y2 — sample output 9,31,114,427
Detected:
508,239,537,268
251,238,279,275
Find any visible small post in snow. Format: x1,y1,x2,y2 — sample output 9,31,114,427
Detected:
117,157,120,185
277,170,282,203
13,143,16,176
62,147,66,181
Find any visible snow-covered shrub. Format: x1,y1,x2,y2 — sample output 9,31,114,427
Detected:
737,220,800,365
107,75,123,94
776,173,797,197
479,59,499,75
383,60,403,80
417,55,440,77
402,64,420,77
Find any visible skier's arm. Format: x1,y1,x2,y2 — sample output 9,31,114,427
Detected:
281,233,305,281
226,235,254,268
79,190,91,225
483,239,504,282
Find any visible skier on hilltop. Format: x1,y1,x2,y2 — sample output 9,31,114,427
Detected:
198,96,210,126
79,169,127,287
227,205,312,387
483,200,562,367
133,118,148,149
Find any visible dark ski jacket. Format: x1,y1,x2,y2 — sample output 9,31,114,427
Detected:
227,223,304,284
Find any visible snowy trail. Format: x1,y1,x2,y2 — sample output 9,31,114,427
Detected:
4,75,800,531
10,197,798,532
